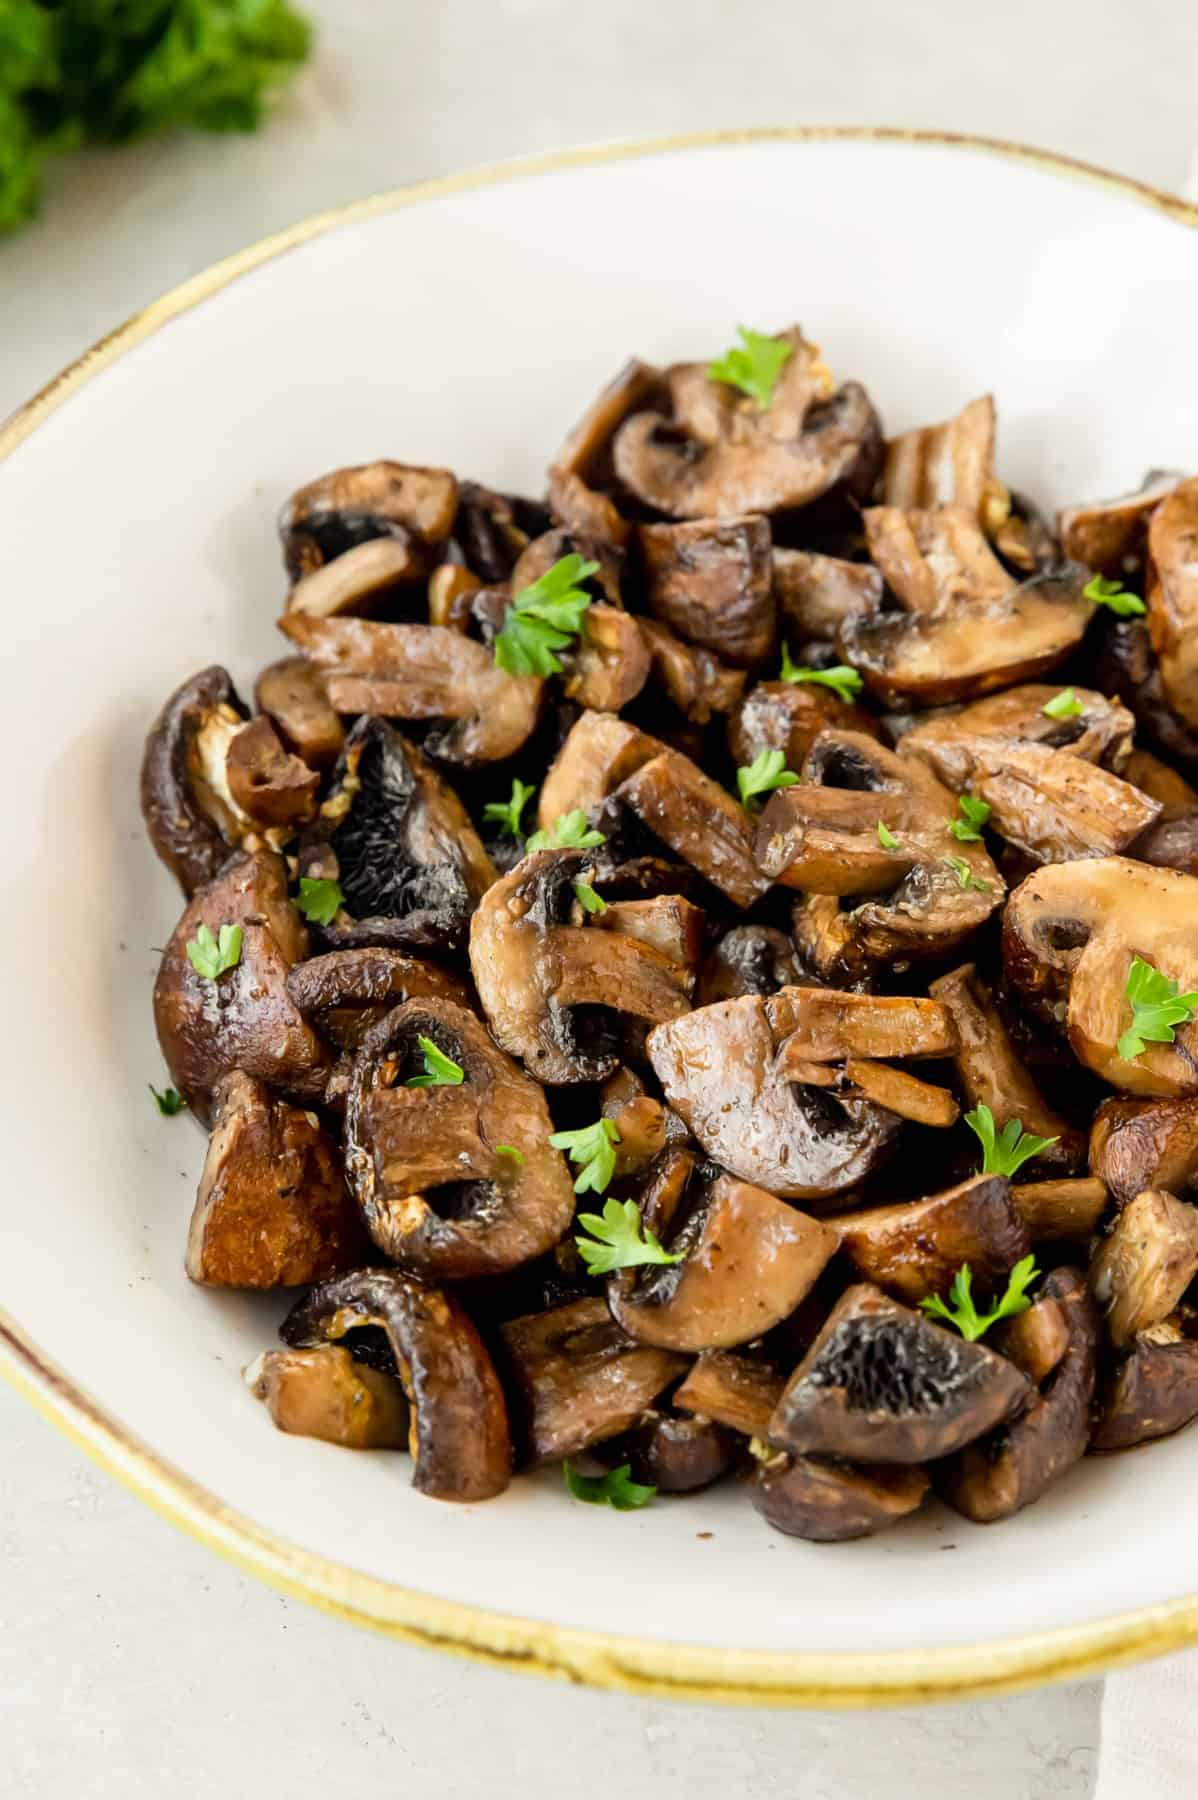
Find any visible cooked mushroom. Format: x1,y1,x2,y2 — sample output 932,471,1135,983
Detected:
141,666,252,895
281,1269,511,1501
1090,1094,1198,1211
772,548,882,643
1093,617,1198,780
989,1297,1070,1385
938,1267,1096,1522
343,997,575,1279
279,461,458,579
549,356,663,537
864,504,1014,615
535,710,660,832
753,1450,929,1543
1002,857,1198,1095
245,1345,409,1449
598,1067,682,1176
769,1283,1030,1463
285,947,472,1052
673,1350,785,1438
637,515,775,666
285,537,428,620
563,603,650,711
612,1411,737,1493
1088,1188,1198,1348
1057,469,1183,578
901,684,1135,773
637,617,748,723
1091,1328,1198,1450
1009,1176,1109,1243
696,924,802,1006
615,747,771,909
498,1298,687,1464
728,679,880,775
607,1168,838,1352
1145,476,1198,730
880,395,1010,531
834,1174,1030,1305
254,657,345,770
454,482,547,582
225,717,320,828
186,1070,362,1287
153,850,332,1123
594,892,705,975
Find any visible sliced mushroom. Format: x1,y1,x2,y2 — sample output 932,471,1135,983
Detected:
864,504,1014,615
772,548,882,642
563,603,650,710
728,679,881,775
834,1174,1030,1305
245,1345,409,1449
1091,1331,1198,1450
880,395,1009,531
673,1350,785,1438
607,1169,838,1352
1124,749,1198,816
279,612,540,766
616,747,769,908
637,515,775,666
285,537,428,620
254,657,345,770
902,684,1135,773
613,329,881,520
1057,469,1183,578
989,1297,1070,1385
598,1067,681,1176
637,617,748,722
498,1298,687,1464
767,986,957,1062
613,1412,737,1493
1090,1094,1198,1211
281,1269,511,1501
343,997,575,1279
454,482,546,582
696,924,802,1006
1088,1188,1198,1348
1002,857,1198,1095
547,466,630,547
225,717,320,828
535,710,660,832
769,1283,1030,1463
938,1267,1097,1522
1009,1177,1109,1243
279,461,457,579
1146,475,1198,730
285,947,472,1052
753,1450,929,1543
141,666,252,895
593,892,705,974
153,850,332,1123
550,356,663,523
647,994,901,1202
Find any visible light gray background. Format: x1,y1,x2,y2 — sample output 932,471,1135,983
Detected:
4,2,1198,1793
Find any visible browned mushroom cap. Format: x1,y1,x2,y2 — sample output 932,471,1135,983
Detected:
1088,1188,1198,1348
1146,476,1198,730
141,666,252,896
637,617,748,722
285,947,471,1052
834,1174,1030,1305
613,1412,737,1493
647,994,901,1203
728,679,881,777
637,515,775,667
1009,1176,1109,1243
279,461,458,579
607,1169,838,1352
535,711,660,831
674,1350,784,1438
246,1345,409,1449
1058,469,1183,578
1090,1094,1198,1211
772,548,882,643
563,604,650,711
279,612,540,766
753,1450,930,1543
343,997,575,1279
547,467,630,548
550,356,663,537
1002,857,1198,1096
254,657,345,770
469,850,693,1084
281,1269,511,1501
770,1283,1030,1464
612,329,881,520
989,1297,1070,1385
154,851,331,1123
696,924,802,1006
616,747,769,909
902,684,1135,773
927,963,1083,1174
498,1298,687,1464
225,717,320,828
1091,1328,1198,1450
938,1267,1096,1523
186,1070,362,1287
880,395,1010,530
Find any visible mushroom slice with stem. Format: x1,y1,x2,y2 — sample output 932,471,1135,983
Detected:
880,394,1011,527
615,747,770,909
728,678,881,776
281,1269,511,1501
637,514,775,667
901,684,1135,773
938,1267,1097,1523
344,997,575,1280
141,665,253,896
535,710,661,832
285,948,472,1053
470,850,693,1084
1088,1188,1198,1349
834,1174,1031,1306
1089,1094,1198,1211
592,892,705,974
1002,857,1198,1096
498,1298,687,1465
1009,1177,1109,1244
186,1070,363,1287
696,924,803,1006
225,716,320,828
637,617,748,722
609,1412,737,1494
772,548,882,643
153,850,332,1123
278,461,458,579
673,1350,785,1439
863,503,1015,616
548,356,663,544
1146,476,1198,730
607,1168,839,1353
254,657,345,771
769,1283,1030,1464
245,1345,409,1450
753,1450,930,1543
285,537,427,620
1057,469,1184,579
1091,1326,1198,1451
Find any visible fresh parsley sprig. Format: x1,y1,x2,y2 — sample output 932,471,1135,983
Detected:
563,1459,656,1510
1042,688,1085,720
965,1103,1058,1177
877,821,900,849
525,809,606,853
494,554,599,676
149,1084,186,1117
550,1118,620,1196
707,326,793,409
1083,573,1146,616
296,876,344,925
943,856,989,893
779,644,864,704
405,1036,465,1088
573,881,607,915
949,793,992,842
186,922,243,980
483,778,536,841
573,1196,683,1275
1117,956,1198,1061
737,748,800,810
919,1255,1041,1342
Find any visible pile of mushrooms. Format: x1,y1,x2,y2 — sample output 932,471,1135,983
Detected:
143,324,1198,1539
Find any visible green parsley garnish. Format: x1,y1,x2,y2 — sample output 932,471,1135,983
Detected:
563,1459,656,1510
965,1103,1058,1177
920,1255,1041,1343
943,856,989,893
550,1118,620,1197
296,877,344,926
525,809,607,854
494,554,599,676
737,748,800,810
1042,688,1085,720
1117,956,1198,1062
186,922,243,980
877,821,900,850
574,1196,683,1276
405,1036,465,1088
149,1084,186,1117
1083,573,1146,616
949,794,992,842
573,881,607,915
495,1145,524,1164
779,644,864,704
483,777,536,841
707,326,793,409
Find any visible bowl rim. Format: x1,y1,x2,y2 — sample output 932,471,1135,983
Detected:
4,125,1198,1706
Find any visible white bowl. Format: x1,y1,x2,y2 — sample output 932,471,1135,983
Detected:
3,129,1197,1707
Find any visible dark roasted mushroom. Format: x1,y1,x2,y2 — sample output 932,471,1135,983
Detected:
535,710,660,832
1009,1176,1109,1244
753,1450,929,1543
254,657,345,770
636,617,748,722
880,395,1010,531
1090,1094,1198,1211
245,1345,409,1449
141,666,252,896
616,746,770,908
696,924,802,1006
772,548,882,643
564,604,651,711
548,357,663,541
1092,617,1198,780
989,1296,1070,1385
1089,1188,1198,1348
834,1174,1030,1305
901,683,1135,773
728,678,881,775
1092,1326,1198,1450
1146,476,1198,731
285,537,428,620
282,1269,511,1501
612,1411,737,1493
286,947,471,1052
673,1350,785,1439
225,716,320,828
637,514,775,666
279,461,457,579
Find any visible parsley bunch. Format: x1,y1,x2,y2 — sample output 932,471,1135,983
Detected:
1118,956,1198,1061
493,554,598,676
574,1197,682,1276
965,1103,1058,1178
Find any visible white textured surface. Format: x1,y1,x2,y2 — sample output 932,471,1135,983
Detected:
3,1,1198,1791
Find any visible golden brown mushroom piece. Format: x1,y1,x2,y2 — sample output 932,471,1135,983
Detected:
612,328,881,520
637,514,775,666
1008,1177,1109,1244
254,657,344,770
772,547,882,643
1091,1325,1198,1451
727,677,881,776
535,711,660,833
153,850,332,1124
1090,1094,1198,1211
1002,857,1198,1096
989,1297,1070,1385
636,617,748,722
224,717,320,829
245,1346,409,1450
901,683,1135,773
141,666,253,896
834,1174,1031,1306
547,357,664,547
343,997,575,1280
673,1350,785,1439
1146,475,1198,731
278,460,458,580
766,985,960,1128
615,746,770,909
880,394,1010,531
1057,469,1183,579
753,1451,930,1543
186,1071,363,1287
285,947,471,1054
1088,1189,1198,1349
281,1269,511,1502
